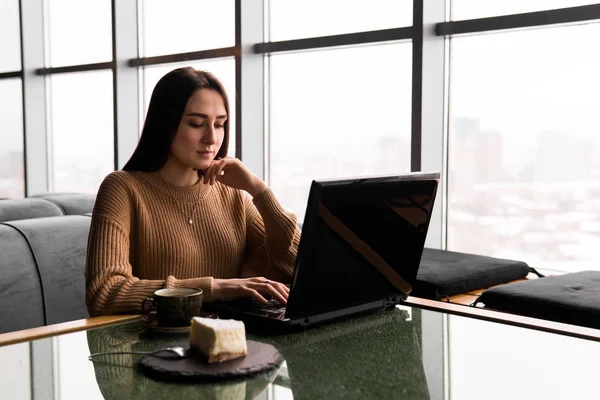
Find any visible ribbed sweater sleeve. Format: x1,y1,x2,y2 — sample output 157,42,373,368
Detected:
241,188,301,282
85,172,214,316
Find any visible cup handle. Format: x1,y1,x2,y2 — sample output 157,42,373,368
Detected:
141,297,156,315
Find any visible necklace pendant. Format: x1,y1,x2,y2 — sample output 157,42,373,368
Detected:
188,218,193,225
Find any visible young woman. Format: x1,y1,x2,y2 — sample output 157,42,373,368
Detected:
85,67,300,316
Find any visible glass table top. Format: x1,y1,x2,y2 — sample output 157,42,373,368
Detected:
1,305,599,400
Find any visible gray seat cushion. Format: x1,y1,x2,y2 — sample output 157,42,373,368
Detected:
37,194,96,216
0,224,45,333
413,248,531,300
477,271,600,329
0,198,64,222
6,216,91,325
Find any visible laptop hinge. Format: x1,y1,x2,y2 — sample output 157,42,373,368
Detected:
384,295,404,308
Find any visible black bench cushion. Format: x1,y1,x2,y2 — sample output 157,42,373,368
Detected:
0,224,45,333
413,248,531,300
477,271,600,329
0,198,63,222
37,194,96,216
7,216,91,325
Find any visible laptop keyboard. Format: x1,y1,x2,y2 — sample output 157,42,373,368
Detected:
256,298,287,314
228,297,287,319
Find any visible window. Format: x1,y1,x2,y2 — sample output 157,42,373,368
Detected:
449,316,600,399
140,0,235,57
0,343,30,399
142,59,237,156
269,0,412,41
269,43,412,220
0,79,24,198
49,71,114,193
452,0,597,20
447,24,600,273
56,336,105,399
0,0,21,72
46,0,112,67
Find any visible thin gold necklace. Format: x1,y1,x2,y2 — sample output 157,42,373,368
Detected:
158,173,201,225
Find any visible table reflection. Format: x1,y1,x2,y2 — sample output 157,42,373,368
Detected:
83,307,428,399
86,323,279,399
263,307,430,400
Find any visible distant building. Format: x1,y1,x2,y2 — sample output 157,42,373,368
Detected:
534,131,596,183
450,117,505,187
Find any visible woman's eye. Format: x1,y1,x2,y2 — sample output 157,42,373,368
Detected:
190,123,203,128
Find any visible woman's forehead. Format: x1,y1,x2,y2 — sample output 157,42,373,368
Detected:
185,89,227,116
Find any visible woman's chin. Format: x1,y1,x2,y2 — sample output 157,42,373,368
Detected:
191,162,212,172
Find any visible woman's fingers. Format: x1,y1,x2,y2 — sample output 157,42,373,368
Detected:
269,281,290,301
251,278,289,303
205,158,228,185
212,160,228,185
258,283,287,304
267,279,289,295
243,287,268,304
202,162,218,184
210,159,227,185
213,277,291,304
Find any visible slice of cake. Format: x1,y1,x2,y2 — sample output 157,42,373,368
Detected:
189,317,248,363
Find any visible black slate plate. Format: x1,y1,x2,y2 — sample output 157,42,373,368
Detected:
140,340,283,382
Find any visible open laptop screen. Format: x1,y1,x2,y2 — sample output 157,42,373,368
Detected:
286,173,439,319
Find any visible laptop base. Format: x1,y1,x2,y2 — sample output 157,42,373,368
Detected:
204,298,401,335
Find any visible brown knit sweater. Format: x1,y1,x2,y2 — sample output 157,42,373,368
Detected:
85,170,300,316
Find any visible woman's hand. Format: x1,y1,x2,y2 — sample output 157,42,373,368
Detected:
212,277,290,304
202,157,267,197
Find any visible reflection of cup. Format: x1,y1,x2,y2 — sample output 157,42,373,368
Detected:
142,288,203,327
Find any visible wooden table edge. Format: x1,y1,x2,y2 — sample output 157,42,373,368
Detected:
405,296,600,342
5,299,600,346
0,314,139,347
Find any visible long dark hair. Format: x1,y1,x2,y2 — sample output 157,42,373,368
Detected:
123,67,230,172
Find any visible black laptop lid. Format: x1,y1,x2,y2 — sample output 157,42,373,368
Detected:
286,173,439,319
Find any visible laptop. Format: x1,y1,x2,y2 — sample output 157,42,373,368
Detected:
205,172,440,330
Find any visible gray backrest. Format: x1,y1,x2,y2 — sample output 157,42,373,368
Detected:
0,198,64,222
5,216,92,325
36,194,96,216
0,224,46,333
28,192,77,198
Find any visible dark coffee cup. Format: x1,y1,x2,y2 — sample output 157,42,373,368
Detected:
142,288,203,327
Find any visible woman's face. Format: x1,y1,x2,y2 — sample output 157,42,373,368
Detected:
169,88,227,172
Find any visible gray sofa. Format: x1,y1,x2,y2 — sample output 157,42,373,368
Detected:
0,222,46,332
37,193,96,216
0,193,96,223
0,198,64,222
0,216,92,333
0,194,95,334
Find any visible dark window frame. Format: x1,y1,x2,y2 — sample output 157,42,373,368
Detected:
437,4,600,36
